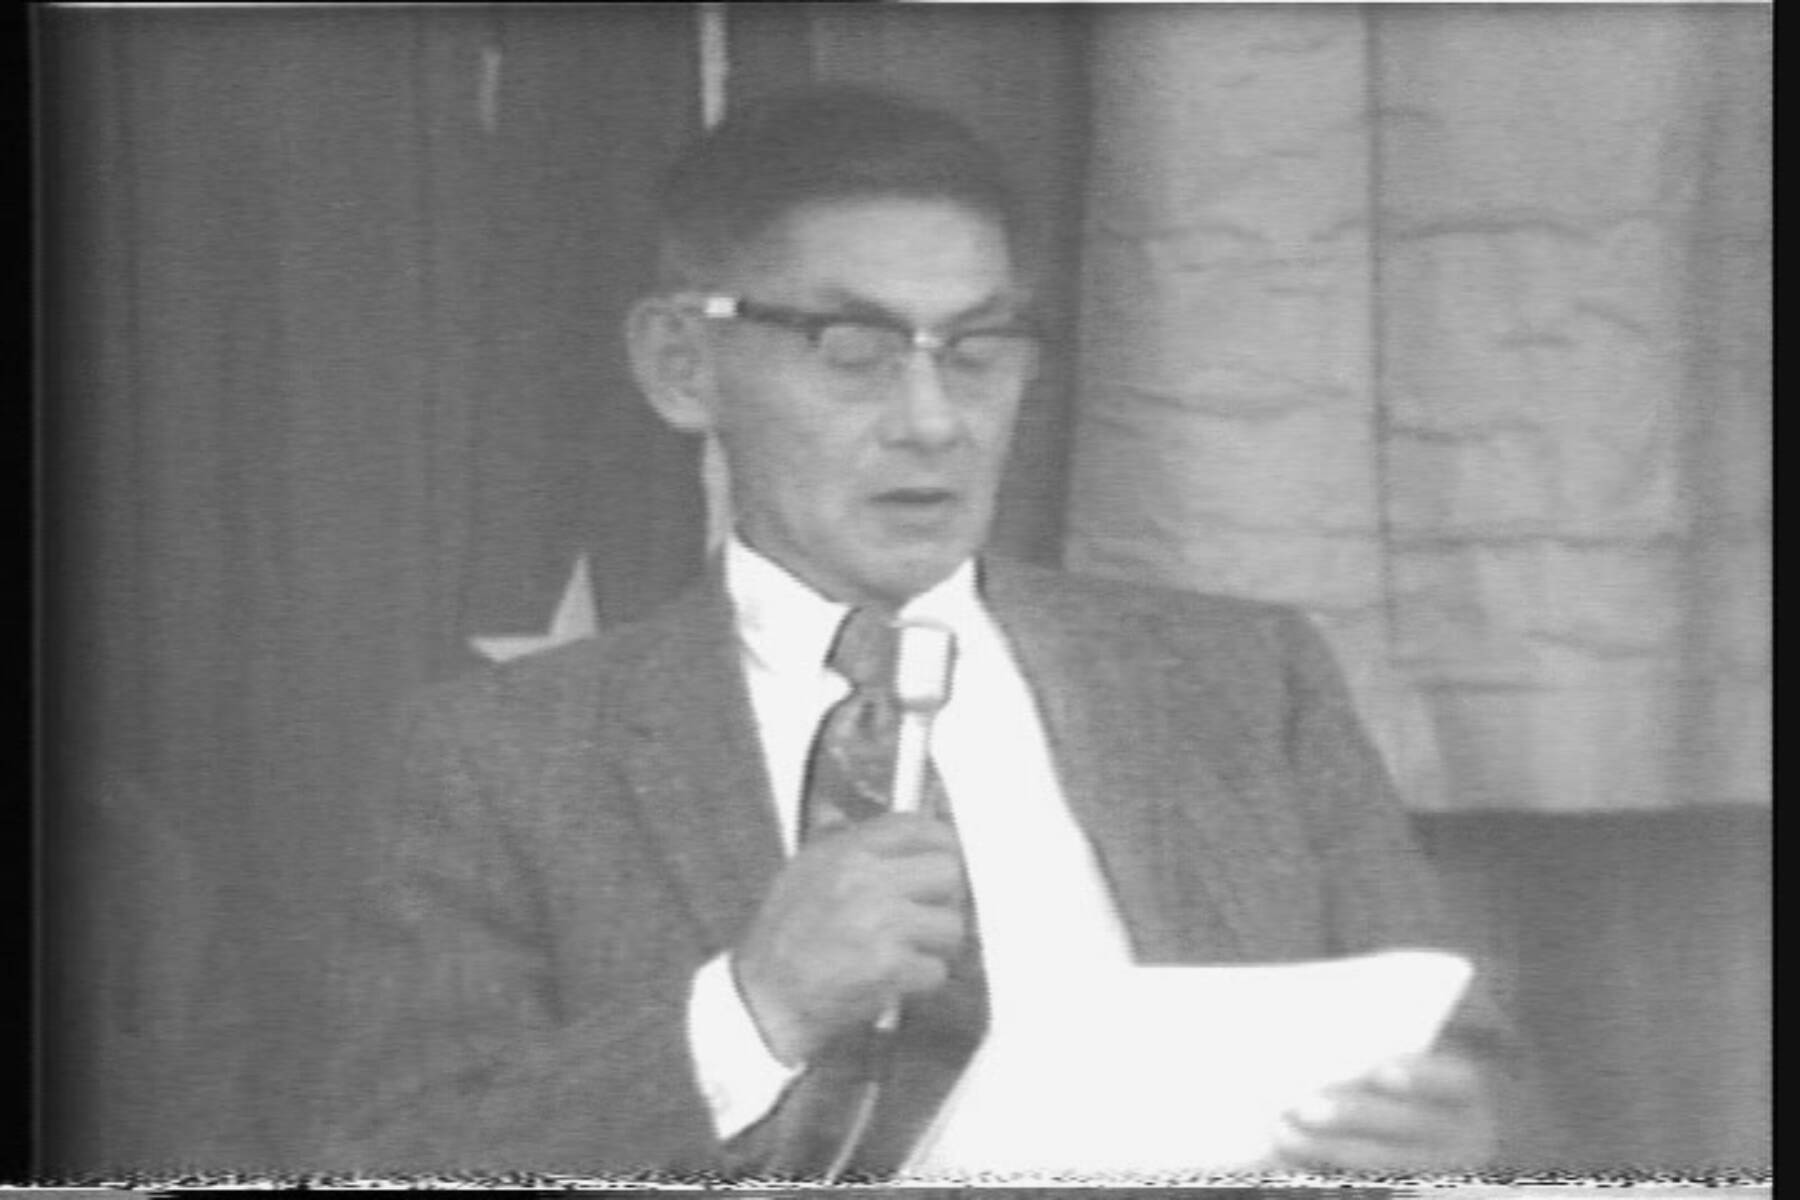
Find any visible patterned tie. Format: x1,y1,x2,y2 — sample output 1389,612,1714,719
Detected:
753,607,989,1179
801,606,903,833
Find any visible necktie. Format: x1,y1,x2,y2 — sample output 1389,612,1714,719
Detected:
801,606,905,835
755,607,989,1179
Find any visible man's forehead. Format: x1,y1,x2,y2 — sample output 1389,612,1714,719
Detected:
728,196,1026,316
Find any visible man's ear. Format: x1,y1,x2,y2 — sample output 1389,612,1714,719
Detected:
625,297,717,435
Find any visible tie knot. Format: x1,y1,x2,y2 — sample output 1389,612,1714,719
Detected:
827,607,898,692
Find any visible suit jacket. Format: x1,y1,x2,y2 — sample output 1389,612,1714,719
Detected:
318,557,1508,1179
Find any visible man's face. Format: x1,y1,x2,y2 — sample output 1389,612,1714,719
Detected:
699,197,1031,610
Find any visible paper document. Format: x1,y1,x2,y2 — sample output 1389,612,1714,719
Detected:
903,949,1474,1181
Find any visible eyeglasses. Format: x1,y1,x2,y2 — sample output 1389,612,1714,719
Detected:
692,294,1041,387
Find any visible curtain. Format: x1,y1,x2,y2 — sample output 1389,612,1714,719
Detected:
40,5,701,1171
1067,4,1769,814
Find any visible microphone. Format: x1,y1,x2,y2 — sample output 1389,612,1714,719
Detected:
890,620,957,816
880,620,958,1034
822,620,960,1182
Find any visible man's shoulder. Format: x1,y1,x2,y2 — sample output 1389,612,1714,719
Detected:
983,556,1304,641
981,558,1336,710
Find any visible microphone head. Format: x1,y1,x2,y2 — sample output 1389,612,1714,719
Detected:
892,621,957,714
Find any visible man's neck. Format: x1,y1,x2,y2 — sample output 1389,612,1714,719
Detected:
725,533,975,615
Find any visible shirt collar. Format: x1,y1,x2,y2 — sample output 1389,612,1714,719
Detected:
724,536,982,676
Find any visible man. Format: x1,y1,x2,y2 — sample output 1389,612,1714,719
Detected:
321,85,1516,1180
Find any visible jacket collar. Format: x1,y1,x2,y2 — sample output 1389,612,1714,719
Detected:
613,555,1252,962
612,563,785,954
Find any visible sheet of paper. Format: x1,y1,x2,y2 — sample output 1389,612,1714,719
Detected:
902,949,1474,1182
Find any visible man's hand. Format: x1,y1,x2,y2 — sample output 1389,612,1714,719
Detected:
1270,1050,1497,1174
732,813,969,1066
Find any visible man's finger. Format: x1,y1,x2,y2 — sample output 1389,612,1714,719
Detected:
890,949,951,996
883,851,969,905
818,811,961,857
1283,1090,1465,1148
1365,1052,1486,1104
1275,1060,1498,1173
896,902,966,955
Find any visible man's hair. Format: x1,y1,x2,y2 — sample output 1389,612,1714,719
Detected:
651,84,1031,289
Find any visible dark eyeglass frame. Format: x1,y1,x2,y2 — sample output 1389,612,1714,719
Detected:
692,294,1042,378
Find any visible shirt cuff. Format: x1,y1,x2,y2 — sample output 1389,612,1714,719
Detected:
687,951,803,1142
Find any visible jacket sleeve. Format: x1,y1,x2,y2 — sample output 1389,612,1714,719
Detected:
1275,607,1464,954
1273,607,1554,1168
314,691,728,1181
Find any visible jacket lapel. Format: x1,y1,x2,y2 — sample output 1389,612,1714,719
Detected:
609,558,1265,964
981,558,1256,964
612,570,785,955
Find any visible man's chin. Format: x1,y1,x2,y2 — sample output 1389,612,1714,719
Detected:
856,550,972,610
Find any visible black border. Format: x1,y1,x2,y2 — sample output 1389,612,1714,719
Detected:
12,0,41,1184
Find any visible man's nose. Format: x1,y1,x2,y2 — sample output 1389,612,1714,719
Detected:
883,349,963,448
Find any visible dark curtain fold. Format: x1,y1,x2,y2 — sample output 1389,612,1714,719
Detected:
451,8,707,639
40,6,700,1173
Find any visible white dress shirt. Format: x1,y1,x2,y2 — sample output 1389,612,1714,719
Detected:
686,538,1136,1146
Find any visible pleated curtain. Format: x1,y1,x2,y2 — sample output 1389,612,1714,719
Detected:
40,5,704,1170
1067,4,1769,814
